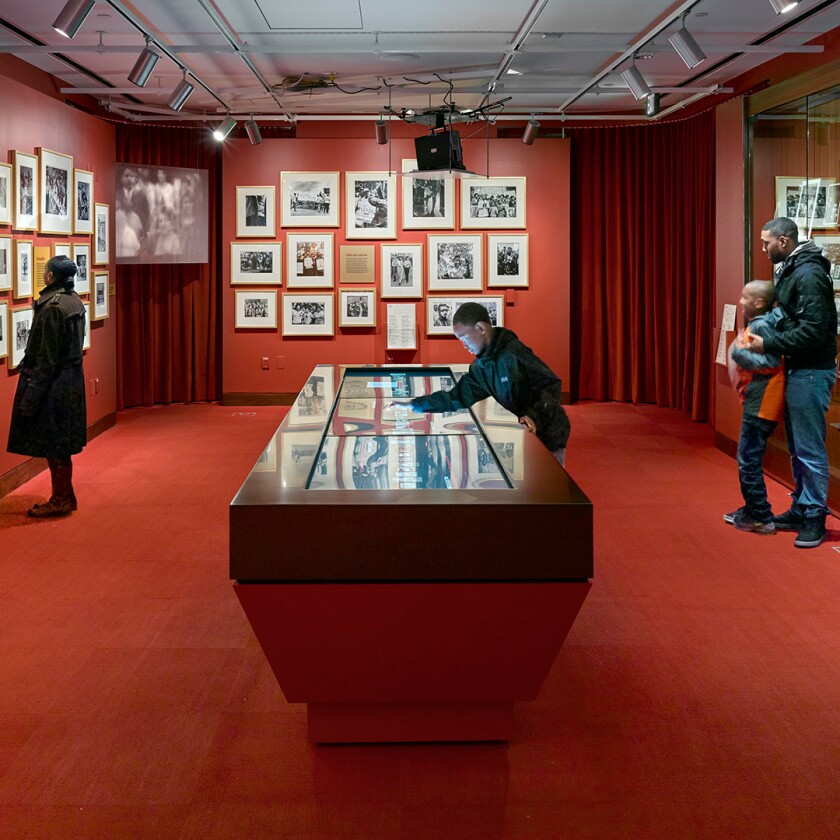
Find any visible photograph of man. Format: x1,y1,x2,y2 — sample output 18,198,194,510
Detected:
245,193,267,227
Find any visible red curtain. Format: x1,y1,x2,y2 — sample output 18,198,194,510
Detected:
569,110,715,421
115,126,222,408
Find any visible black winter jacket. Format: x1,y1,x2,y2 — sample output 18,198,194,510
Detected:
763,241,837,370
410,327,571,452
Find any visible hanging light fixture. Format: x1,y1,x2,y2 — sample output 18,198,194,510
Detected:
374,117,388,144
52,0,95,38
521,118,540,145
669,15,706,69
768,0,799,13
244,118,262,145
621,60,651,101
128,37,160,87
166,70,194,112
213,115,237,142
646,93,662,117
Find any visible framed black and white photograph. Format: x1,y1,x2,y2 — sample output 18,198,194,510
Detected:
236,185,275,238
12,150,38,232
72,241,91,295
82,301,91,351
230,242,281,285
280,171,339,228
73,168,94,235
339,288,376,328
401,159,455,230
38,147,73,235
286,232,334,288
9,305,33,369
346,171,397,239
426,294,504,336
288,366,335,426
487,234,529,288
92,271,109,321
94,203,110,265
774,177,836,232
282,293,334,336
235,289,278,329
460,177,526,229
0,162,11,226
0,301,8,360
0,236,11,292
53,243,71,259
428,234,483,292
381,243,423,299
14,239,33,298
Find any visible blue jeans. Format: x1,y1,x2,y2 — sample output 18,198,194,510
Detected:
737,415,777,521
784,368,836,519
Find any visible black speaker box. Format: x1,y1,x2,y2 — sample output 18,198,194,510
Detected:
414,130,465,171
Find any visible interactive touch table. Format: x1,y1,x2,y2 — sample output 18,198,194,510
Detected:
230,365,593,742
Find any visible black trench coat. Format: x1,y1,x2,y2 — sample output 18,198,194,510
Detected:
7,282,87,459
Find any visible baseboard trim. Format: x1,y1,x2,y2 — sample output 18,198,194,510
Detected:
222,392,296,406
0,411,116,499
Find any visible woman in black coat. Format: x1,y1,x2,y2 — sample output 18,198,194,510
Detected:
7,255,87,517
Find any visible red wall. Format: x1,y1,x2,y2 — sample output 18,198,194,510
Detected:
0,59,116,479
221,137,571,396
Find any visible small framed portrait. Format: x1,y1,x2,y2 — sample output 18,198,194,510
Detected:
428,234,483,292
282,292,334,336
460,177,526,229
94,202,110,264
381,243,423,299
230,241,282,285
0,235,11,291
487,234,529,287
401,159,455,230
12,150,38,232
72,241,91,295
73,168,94,235
235,288,278,329
280,171,339,228
0,161,11,225
9,305,33,369
345,171,397,239
82,301,91,351
38,147,73,235
92,271,110,321
286,232,334,288
14,238,34,298
236,185,275,238
426,294,504,336
0,301,8,359
339,288,376,328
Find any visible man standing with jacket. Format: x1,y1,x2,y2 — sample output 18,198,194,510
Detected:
745,217,837,548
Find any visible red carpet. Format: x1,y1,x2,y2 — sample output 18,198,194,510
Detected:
1,402,839,839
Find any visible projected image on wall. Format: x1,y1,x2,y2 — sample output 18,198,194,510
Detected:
115,164,208,264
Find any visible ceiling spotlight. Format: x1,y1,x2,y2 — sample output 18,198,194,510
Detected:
621,62,651,100
52,0,95,38
212,115,237,142
669,19,706,69
768,0,799,13
245,118,262,145
128,38,160,87
166,71,194,112
522,118,540,146
375,118,388,145
646,93,662,117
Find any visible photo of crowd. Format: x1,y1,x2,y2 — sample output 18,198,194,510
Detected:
290,301,326,325
467,185,516,219
289,181,331,217
495,243,520,275
295,241,325,277
436,241,475,280
240,250,274,274
354,180,389,229
243,297,270,319
45,165,68,217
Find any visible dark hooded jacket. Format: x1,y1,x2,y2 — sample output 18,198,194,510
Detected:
762,240,837,370
410,326,571,452
7,281,87,458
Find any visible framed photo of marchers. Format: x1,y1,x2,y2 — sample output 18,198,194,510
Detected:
487,234,529,288
0,236,11,291
14,238,33,298
12,150,38,232
286,232,334,288
0,301,8,360
381,243,423,299
427,234,483,292
92,271,110,321
72,241,91,295
236,185,275,238
0,162,11,225
73,168,94,235
38,148,73,235
282,292,334,336
339,288,376,328
235,289,278,329
9,305,33,369
94,203,110,265
426,294,504,336
345,171,397,239
280,171,339,228
230,242,282,285
82,301,91,351
401,159,455,230
460,177,526,229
